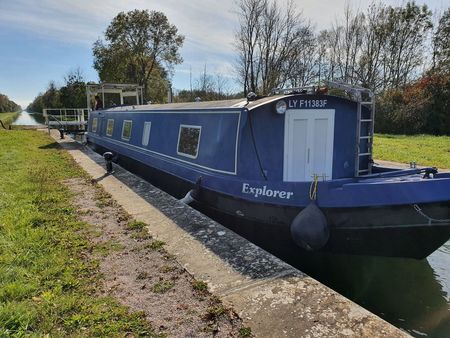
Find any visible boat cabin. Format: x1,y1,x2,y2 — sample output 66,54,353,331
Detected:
88,82,373,183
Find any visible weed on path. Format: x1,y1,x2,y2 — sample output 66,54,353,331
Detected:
66,177,247,337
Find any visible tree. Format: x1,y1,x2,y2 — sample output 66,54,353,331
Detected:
28,82,62,113
331,5,364,84
356,3,390,91
0,94,21,113
432,9,450,73
234,0,311,94
318,2,432,92
93,9,184,102
381,2,432,89
375,80,430,134
234,0,265,94
59,68,87,108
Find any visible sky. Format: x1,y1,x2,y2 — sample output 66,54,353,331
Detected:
0,0,449,108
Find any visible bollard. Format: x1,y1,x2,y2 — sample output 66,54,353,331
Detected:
103,152,114,174
59,128,65,139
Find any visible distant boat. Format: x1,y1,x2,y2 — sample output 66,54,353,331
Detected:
87,82,450,259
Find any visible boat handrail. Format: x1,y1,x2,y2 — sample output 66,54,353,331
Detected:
270,86,317,95
357,167,437,180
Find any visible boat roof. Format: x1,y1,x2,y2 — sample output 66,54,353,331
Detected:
104,95,290,112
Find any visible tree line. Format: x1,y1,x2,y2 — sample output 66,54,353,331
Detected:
27,68,87,113
0,93,21,113
29,3,449,134
29,10,187,112
235,0,450,134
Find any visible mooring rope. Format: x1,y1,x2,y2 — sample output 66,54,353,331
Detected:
309,174,319,200
413,204,450,224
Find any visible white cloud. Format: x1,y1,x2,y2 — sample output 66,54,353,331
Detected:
1,0,447,98
0,0,237,53
0,0,239,90
1,0,447,51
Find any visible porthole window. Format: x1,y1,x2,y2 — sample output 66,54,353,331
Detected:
91,118,98,132
122,120,132,141
106,119,114,137
177,125,201,159
142,122,151,146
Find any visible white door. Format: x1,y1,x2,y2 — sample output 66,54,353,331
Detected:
283,109,335,181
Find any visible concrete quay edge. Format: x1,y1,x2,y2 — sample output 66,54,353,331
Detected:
50,131,408,337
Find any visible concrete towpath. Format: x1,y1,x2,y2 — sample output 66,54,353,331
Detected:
51,131,409,337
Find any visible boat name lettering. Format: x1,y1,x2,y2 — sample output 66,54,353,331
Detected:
242,183,294,199
288,99,327,109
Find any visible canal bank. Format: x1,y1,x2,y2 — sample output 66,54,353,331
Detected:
51,130,406,337
0,129,159,336
0,111,19,128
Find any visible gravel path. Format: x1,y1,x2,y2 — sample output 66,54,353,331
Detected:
65,177,246,337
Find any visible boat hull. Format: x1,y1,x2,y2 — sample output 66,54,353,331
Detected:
89,141,450,259
195,188,450,260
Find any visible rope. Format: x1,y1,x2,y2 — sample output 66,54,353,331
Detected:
309,174,319,200
413,204,450,225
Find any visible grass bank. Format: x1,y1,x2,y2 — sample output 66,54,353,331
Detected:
373,134,450,169
0,112,19,127
0,130,156,336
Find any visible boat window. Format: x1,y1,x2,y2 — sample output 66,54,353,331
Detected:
177,125,201,159
92,118,98,132
142,122,151,146
106,119,114,137
122,120,132,141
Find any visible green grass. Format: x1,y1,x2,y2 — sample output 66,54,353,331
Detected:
127,220,147,230
239,327,253,337
151,281,174,294
0,129,157,336
147,240,166,250
0,112,19,127
373,134,450,169
192,281,208,293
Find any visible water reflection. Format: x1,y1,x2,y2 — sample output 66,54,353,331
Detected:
200,207,450,337
12,110,44,125
276,242,450,337
429,242,450,300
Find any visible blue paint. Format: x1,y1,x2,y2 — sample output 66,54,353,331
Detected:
87,94,450,209
238,95,364,180
93,110,241,174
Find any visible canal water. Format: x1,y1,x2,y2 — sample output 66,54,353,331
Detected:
12,110,44,125
278,241,450,337
199,202,450,337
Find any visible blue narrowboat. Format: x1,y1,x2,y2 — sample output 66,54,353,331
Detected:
87,82,450,259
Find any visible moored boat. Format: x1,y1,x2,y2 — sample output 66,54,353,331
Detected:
87,82,450,259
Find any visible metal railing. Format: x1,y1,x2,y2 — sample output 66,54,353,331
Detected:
43,108,89,133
